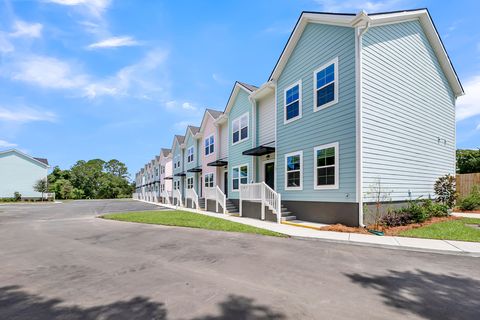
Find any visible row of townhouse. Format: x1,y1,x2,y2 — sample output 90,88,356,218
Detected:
133,9,463,226
134,149,173,203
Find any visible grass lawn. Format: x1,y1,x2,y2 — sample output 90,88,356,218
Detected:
398,218,480,242
102,210,287,237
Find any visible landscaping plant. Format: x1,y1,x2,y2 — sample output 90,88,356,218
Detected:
433,174,456,208
458,186,480,211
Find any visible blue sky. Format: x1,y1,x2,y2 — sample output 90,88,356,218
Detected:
0,0,479,179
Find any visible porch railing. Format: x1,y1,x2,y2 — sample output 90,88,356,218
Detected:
173,189,183,207
204,186,227,214
239,182,282,223
185,188,199,209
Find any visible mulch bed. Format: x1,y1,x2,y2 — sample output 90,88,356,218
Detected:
318,216,460,236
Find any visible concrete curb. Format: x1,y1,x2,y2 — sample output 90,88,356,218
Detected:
135,199,480,257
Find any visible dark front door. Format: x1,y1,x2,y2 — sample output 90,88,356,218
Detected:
224,171,228,197
264,162,275,189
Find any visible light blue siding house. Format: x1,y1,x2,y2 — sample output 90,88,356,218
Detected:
171,135,185,205
0,149,50,199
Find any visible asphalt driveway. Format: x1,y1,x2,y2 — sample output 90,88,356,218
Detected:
0,199,478,320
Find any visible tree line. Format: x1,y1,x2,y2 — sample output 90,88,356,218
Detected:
457,149,480,174
39,159,134,200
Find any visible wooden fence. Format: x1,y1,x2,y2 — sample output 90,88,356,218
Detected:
456,173,480,198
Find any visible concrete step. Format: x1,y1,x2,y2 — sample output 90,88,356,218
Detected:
281,215,297,221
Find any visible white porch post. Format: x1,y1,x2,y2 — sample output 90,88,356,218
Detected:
261,184,265,220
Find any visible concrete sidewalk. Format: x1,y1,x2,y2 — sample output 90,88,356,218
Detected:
452,212,480,218
137,200,480,257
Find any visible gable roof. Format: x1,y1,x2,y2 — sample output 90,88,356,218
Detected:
184,125,200,141
199,108,224,133
172,135,185,150
268,9,463,97
160,148,171,157
223,81,258,115
0,149,50,168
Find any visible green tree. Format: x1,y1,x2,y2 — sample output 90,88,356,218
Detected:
50,179,73,199
33,178,48,201
457,149,480,174
70,159,105,198
104,159,129,178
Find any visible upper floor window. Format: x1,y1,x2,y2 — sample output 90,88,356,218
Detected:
232,164,248,191
314,57,338,111
232,113,249,144
285,151,303,190
187,146,194,163
160,166,165,174
284,81,302,123
314,142,339,189
205,135,214,156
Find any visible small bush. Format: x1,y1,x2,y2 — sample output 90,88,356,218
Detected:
380,210,413,227
13,192,21,202
458,186,480,211
434,174,456,208
380,199,449,227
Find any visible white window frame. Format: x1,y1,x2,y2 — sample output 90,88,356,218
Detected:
187,177,194,189
204,134,215,156
313,57,339,112
231,164,248,191
313,142,339,190
231,112,249,145
204,173,214,188
284,150,303,191
284,80,302,124
187,146,194,163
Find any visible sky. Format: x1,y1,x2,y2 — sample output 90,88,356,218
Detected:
0,0,479,180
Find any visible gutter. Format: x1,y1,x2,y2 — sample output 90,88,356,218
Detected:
354,12,371,227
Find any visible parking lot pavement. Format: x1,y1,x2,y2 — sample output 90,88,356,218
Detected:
0,199,479,320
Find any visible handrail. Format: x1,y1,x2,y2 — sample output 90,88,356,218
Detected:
185,188,199,209
239,182,282,223
173,189,183,207
216,186,226,214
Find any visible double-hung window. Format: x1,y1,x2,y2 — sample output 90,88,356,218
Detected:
314,57,338,111
187,177,194,189
284,81,301,123
232,113,249,144
205,135,214,156
314,142,339,189
285,151,303,190
187,147,194,163
232,165,248,191
204,173,214,188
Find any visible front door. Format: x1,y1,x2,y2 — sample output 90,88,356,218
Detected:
264,162,275,189
224,171,228,197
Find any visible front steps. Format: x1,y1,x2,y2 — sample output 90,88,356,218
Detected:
198,198,206,210
225,199,239,215
279,204,296,222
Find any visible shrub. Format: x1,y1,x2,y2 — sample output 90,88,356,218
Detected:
458,186,480,211
380,199,449,227
434,174,456,208
380,210,413,227
13,192,21,202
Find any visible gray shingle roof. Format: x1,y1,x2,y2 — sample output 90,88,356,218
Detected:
33,157,49,165
237,81,258,92
206,109,223,119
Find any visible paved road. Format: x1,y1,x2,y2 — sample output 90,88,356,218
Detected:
0,200,478,320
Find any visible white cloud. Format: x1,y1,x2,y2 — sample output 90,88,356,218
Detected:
47,0,111,18
457,76,480,121
87,36,140,49
315,0,405,12
0,140,17,148
0,106,58,123
8,55,88,89
476,123,480,131
10,20,43,38
0,32,14,53
166,100,198,112
83,48,169,99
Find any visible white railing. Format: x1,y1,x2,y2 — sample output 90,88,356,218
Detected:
185,188,199,209
161,190,171,205
173,189,183,207
239,182,282,223
216,186,227,214
204,186,227,214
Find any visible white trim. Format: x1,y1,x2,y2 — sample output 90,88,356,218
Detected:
0,149,50,168
231,163,249,192
273,80,278,191
231,112,249,145
187,146,195,163
283,80,302,124
224,83,256,116
313,142,339,190
204,172,215,188
313,57,339,112
284,150,303,191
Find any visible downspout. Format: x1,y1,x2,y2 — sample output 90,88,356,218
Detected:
249,95,257,183
356,20,370,227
